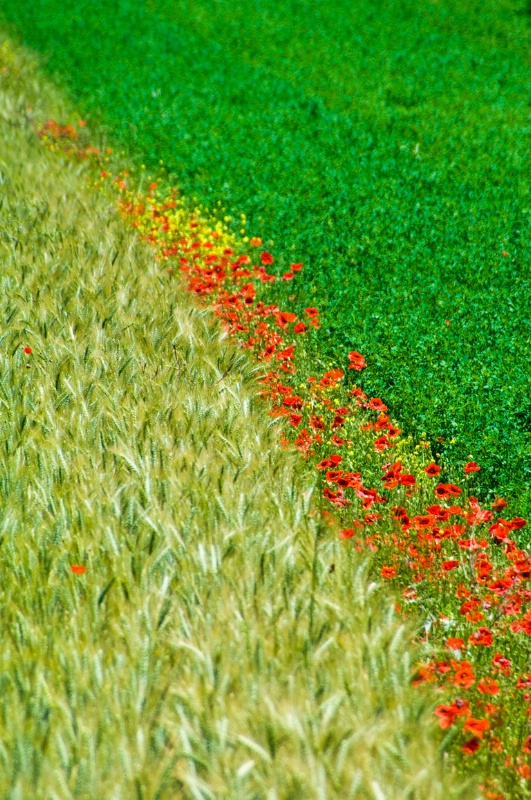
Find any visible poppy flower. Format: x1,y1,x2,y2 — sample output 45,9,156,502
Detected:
464,462,480,473
381,565,397,579
489,522,511,544
249,237,262,246
424,463,440,477
522,736,531,754
276,346,295,361
478,678,499,696
290,263,303,271
435,698,469,728
70,565,86,574
464,718,490,739
304,307,319,317
454,664,475,689
282,271,294,281
442,559,460,572
435,704,458,729
339,528,357,539
347,351,366,370
518,764,531,780
446,484,463,497
392,506,408,520
368,398,387,412
23,346,32,354
469,627,493,647
491,497,508,512
446,637,465,650
462,738,481,755
294,322,307,333
275,311,297,327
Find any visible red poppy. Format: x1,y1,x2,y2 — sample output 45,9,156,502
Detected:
424,463,441,477
446,637,465,650
478,678,499,696
435,482,462,498
458,536,488,551
435,698,469,728
454,664,475,689
462,738,480,755
290,262,303,271
492,654,511,675
304,307,319,317
368,398,387,412
518,764,531,780
413,514,433,529
435,704,458,729
442,559,460,572
70,565,86,574
464,718,490,739
347,351,366,370
522,736,531,754
446,483,463,496
339,528,357,539
276,346,295,361
489,521,511,544
392,506,408,520
325,470,343,483
464,462,481,473
275,311,297,327
381,565,397,579
469,627,493,647
491,497,508,512
23,346,32,354
250,237,262,246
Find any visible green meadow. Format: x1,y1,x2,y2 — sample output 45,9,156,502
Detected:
2,0,531,516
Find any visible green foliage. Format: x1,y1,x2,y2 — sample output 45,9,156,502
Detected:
0,41,478,800
1,0,531,514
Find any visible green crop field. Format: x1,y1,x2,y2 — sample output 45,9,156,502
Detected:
2,0,531,517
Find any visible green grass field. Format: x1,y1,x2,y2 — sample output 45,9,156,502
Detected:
0,41,479,799
1,0,531,517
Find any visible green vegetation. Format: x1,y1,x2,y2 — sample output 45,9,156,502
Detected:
1,0,531,515
0,42,476,799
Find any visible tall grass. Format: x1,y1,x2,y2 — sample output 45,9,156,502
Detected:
0,41,477,799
